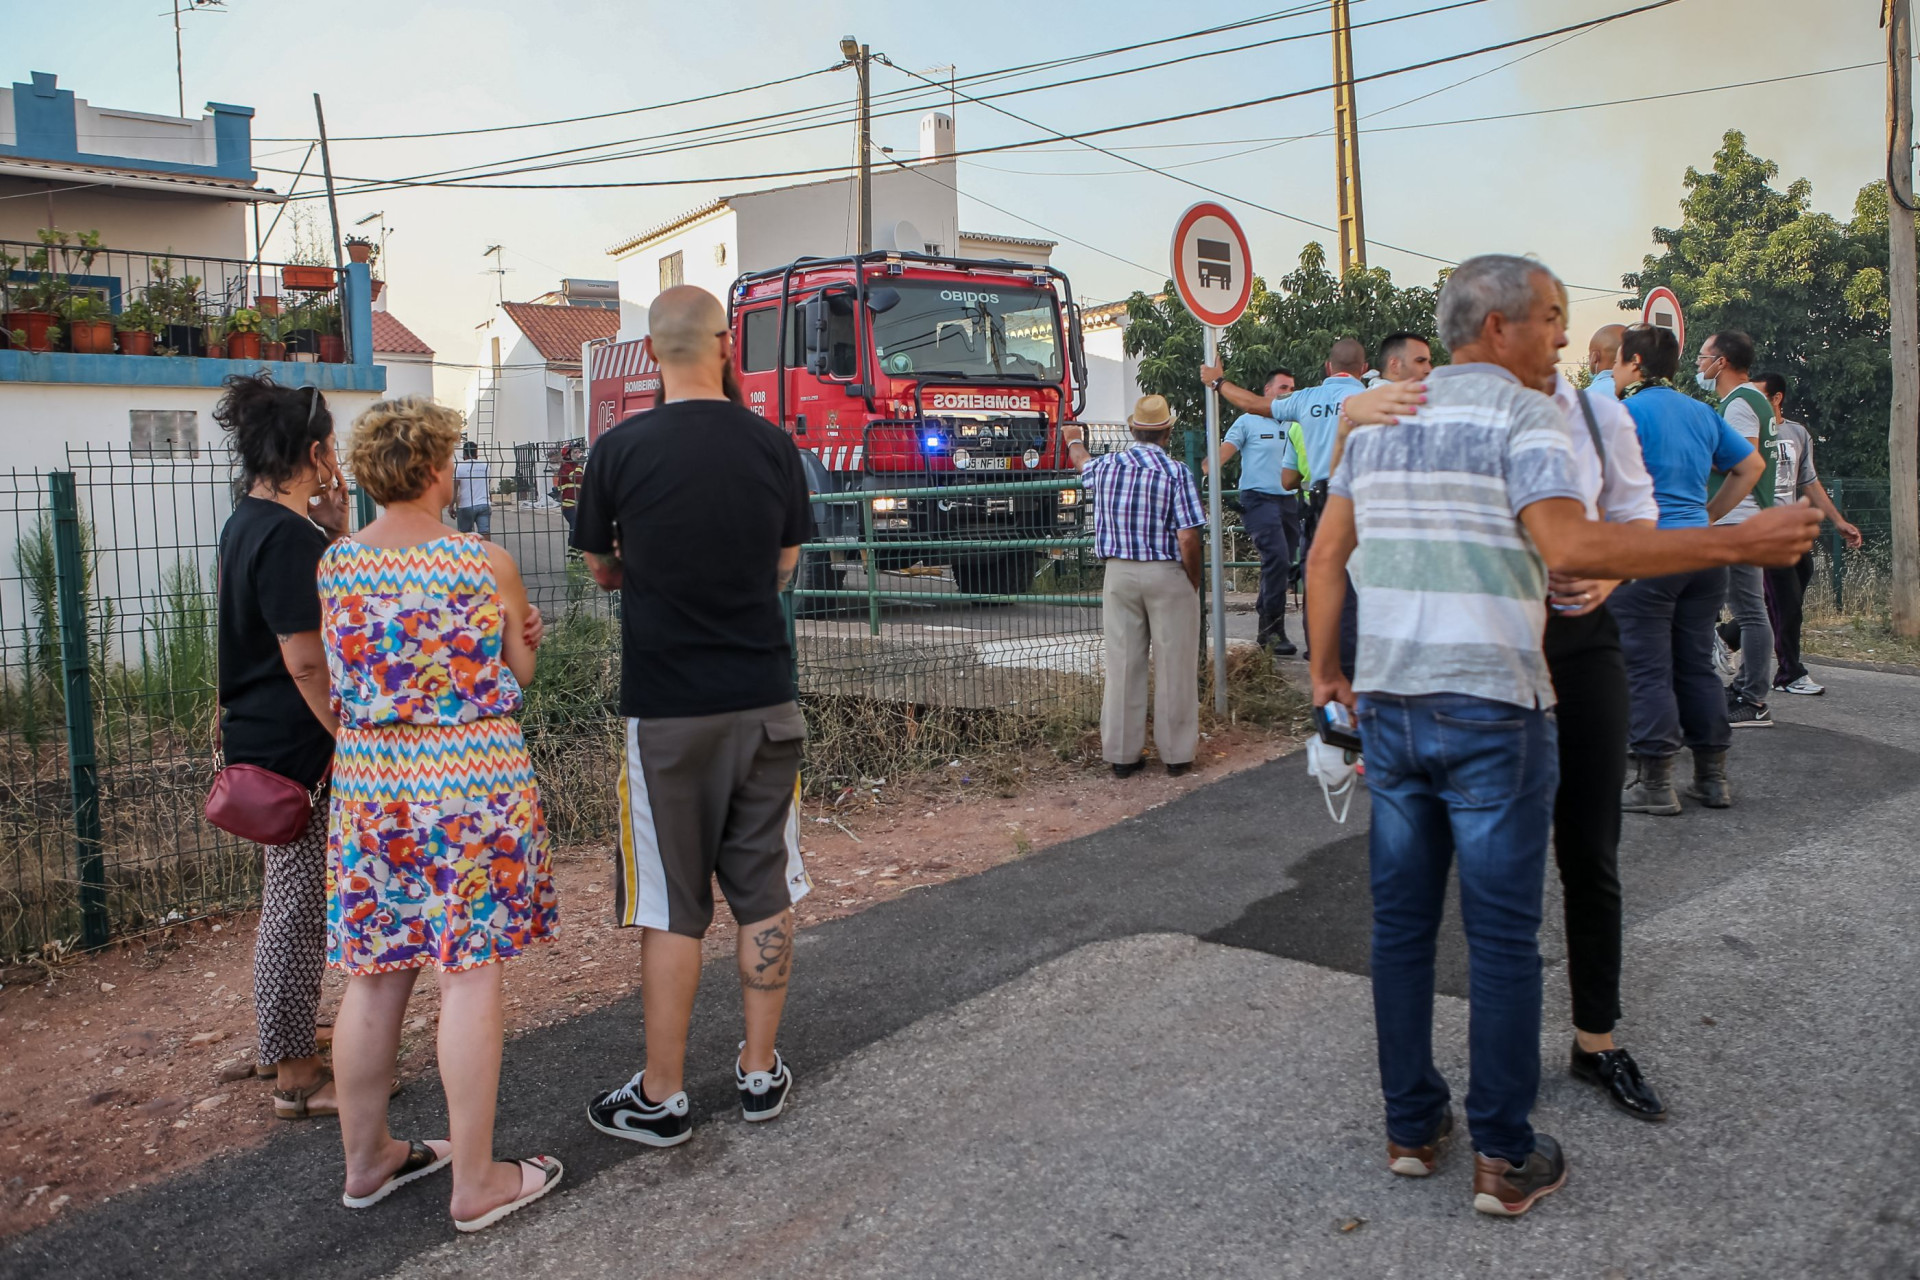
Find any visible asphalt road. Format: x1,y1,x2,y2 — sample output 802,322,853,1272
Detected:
10,662,1914,1279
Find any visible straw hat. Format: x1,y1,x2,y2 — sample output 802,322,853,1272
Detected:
1128,394,1177,430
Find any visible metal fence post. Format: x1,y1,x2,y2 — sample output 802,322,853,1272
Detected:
1827,477,1845,612
861,500,882,636
353,485,376,531
49,472,107,948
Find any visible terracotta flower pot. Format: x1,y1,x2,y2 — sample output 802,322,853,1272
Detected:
317,334,346,363
5,311,57,352
227,332,262,360
69,320,116,354
263,340,287,361
258,296,281,318
119,330,155,356
206,341,227,359
281,265,337,291
345,242,373,264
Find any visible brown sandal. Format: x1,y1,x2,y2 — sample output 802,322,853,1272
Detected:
273,1067,338,1120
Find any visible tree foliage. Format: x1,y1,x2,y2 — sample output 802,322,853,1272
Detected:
1623,130,1899,477
1120,241,1448,440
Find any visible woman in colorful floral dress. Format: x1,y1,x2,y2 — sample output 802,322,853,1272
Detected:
320,397,562,1233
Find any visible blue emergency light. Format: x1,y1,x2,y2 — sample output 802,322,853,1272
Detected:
924,432,945,451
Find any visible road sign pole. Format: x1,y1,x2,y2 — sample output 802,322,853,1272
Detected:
1204,324,1227,717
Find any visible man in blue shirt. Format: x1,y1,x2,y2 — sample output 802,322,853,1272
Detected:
1204,337,1370,674
1204,368,1301,654
1586,324,1624,401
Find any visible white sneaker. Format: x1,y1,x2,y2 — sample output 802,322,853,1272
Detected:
1778,675,1825,696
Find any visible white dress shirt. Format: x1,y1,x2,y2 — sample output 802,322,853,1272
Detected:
1550,372,1659,525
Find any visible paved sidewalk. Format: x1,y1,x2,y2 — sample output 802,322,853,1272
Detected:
10,663,1918,1279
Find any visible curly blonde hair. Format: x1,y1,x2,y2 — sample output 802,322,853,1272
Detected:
346,397,466,505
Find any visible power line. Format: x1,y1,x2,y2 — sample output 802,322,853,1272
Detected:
254,0,1347,146
258,0,1479,193
273,2,1681,201
873,0,1687,279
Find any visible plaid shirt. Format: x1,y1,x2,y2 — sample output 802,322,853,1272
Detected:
1081,442,1206,562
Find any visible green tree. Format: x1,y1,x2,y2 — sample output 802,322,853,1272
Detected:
1623,130,1898,478
1122,241,1448,443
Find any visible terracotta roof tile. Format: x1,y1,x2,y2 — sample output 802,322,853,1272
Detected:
370,310,433,356
500,302,621,366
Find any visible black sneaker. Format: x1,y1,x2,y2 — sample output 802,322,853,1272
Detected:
736,1045,792,1122
1472,1133,1569,1217
586,1070,691,1146
1727,697,1773,728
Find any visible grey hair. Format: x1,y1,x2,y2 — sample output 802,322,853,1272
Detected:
1435,254,1561,350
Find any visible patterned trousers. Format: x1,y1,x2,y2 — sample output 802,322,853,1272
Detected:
252,794,328,1067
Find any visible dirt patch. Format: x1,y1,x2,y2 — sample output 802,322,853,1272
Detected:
0,723,1297,1238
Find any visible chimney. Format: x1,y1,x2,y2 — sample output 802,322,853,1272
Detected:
919,111,954,162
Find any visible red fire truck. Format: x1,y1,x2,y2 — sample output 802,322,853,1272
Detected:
589,250,1089,598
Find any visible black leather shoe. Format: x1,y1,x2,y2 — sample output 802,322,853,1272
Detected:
1165,762,1192,778
1570,1045,1667,1122
1111,759,1146,779
1271,638,1298,657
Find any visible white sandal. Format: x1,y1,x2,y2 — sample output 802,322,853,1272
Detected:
453,1156,564,1234
341,1139,452,1209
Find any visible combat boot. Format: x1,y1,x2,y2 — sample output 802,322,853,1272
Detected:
1685,748,1732,809
1621,754,1681,816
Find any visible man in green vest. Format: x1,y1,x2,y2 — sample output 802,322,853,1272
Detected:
1697,329,1779,727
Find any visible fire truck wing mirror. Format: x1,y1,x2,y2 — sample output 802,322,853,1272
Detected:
866,287,901,314
802,297,830,375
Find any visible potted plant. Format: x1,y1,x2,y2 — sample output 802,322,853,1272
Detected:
202,320,226,360
313,300,345,363
4,251,60,353
115,301,159,355
344,236,375,265
258,294,281,318
226,308,263,360
144,258,206,357
282,301,318,361
261,312,287,362
61,294,115,353
281,263,337,292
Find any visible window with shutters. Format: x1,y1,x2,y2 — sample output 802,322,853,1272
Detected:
658,250,684,291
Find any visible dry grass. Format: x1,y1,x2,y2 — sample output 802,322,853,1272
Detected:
1800,551,1920,669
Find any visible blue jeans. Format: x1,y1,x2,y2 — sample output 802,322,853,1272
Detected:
1612,567,1731,756
1239,491,1302,638
1357,692,1559,1165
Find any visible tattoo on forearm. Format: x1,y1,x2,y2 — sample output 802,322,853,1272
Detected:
742,921,792,992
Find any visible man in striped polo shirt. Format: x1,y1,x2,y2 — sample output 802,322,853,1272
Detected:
1063,396,1205,778
1306,255,1821,1217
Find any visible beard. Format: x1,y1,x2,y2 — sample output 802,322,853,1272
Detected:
722,359,745,407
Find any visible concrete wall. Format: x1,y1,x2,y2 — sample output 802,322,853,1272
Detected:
614,208,736,340
0,184,251,261
1082,320,1141,425
956,234,1054,267
0,381,384,471
379,354,436,403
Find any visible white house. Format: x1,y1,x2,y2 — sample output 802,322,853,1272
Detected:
0,72,388,471
1080,300,1145,425
608,112,1068,342
370,311,434,402
467,294,619,447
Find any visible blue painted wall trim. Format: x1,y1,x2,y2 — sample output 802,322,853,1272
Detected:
3,73,257,183
0,350,386,392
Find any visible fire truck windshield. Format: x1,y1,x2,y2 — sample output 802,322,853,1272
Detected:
872,282,1061,382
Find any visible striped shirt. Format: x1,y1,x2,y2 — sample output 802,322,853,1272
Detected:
1329,363,1583,709
1080,442,1206,562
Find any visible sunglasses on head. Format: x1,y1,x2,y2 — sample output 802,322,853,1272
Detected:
307,384,323,429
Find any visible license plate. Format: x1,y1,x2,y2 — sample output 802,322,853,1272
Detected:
966,456,1012,470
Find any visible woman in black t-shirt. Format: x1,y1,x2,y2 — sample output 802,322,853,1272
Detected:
214,373,350,1120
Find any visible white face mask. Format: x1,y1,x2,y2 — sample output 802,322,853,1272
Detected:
1694,369,1719,393
1307,736,1359,824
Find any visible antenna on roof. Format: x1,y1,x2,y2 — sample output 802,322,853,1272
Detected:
482,244,509,306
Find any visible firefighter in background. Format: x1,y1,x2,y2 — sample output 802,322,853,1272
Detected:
553,444,584,535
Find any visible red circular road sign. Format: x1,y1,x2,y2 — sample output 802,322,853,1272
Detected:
1170,201,1253,329
1641,286,1685,351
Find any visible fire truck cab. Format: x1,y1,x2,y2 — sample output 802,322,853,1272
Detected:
729,250,1089,599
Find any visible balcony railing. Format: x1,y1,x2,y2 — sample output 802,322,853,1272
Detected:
0,236,348,362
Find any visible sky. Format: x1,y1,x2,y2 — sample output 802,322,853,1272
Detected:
5,0,1896,402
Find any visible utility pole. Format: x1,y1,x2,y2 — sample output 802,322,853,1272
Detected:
1888,0,1920,635
841,35,873,254
1331,0,1367,274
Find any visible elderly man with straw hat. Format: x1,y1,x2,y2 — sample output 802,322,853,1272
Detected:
1062,396,1207,778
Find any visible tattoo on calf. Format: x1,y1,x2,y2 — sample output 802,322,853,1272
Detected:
743,921,792,992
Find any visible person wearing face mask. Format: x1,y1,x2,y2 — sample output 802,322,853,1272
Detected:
1696,331,1779,726
572,286,815,1151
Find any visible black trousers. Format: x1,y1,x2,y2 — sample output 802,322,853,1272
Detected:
1767,553,1814,686
1299,486,1358,678
1544,606,1627,1036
